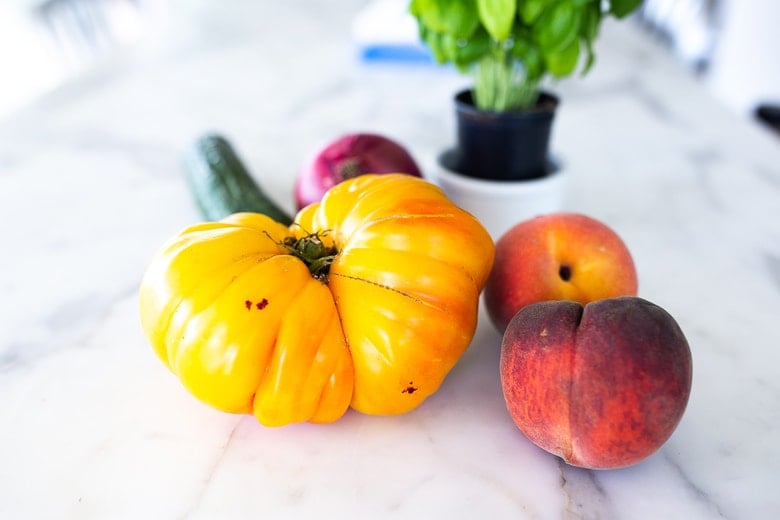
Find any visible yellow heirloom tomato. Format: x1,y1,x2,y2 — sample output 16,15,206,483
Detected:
139,174,495,426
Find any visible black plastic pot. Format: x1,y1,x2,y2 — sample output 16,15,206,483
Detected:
450,89,559,181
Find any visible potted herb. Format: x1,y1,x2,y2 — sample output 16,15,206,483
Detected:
409,0,642,237
410,0,641,179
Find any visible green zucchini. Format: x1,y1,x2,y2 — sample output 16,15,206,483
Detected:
183,133,294,225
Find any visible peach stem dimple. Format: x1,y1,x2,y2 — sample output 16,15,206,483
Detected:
559,264,572,282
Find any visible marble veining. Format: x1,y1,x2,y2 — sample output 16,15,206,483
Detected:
661,452,729,519
559,463,616,519
1,1,779,519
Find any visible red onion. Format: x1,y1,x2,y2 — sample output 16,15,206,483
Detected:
294,133,423,210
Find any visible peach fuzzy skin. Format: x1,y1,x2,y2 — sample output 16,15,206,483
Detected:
484,213,638,333
500,297,692,469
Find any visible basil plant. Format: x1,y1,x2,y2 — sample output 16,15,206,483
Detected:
409,0,643,112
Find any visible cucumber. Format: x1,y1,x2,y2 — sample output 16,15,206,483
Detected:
183,133,294,225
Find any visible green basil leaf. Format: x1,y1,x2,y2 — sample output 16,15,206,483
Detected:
477,0,516,41
413,0,480,38
515,42,544,80
579,1,601,41
578,2,601,74
580,38,596,75
454,27,493,70
609,0,642,18
545,37,580,77
441,33,461,62
532,0,582,53
421,29,452,63
519,0,555,24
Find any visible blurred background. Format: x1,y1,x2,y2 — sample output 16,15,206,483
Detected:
1,0,778,132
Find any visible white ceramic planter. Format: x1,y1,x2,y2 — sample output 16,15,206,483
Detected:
428,155,566,240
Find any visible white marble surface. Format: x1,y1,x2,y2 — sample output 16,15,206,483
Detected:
2,1,780,518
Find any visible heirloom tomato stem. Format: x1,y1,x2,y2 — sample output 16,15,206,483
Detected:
272,230,338,282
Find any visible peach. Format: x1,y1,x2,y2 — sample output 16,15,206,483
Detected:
484,213,638,333
500,297,692,469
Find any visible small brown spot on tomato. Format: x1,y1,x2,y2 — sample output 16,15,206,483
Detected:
245,300,252,310
256,298,269,310
402,381,418,394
